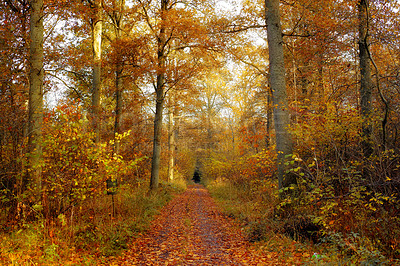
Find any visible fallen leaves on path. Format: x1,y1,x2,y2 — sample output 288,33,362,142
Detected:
113,185,288,265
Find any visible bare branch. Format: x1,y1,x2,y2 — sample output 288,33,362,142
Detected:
46,71,83,100
219,24,266,34
5,0,20,13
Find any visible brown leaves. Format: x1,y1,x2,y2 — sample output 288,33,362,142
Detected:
114,185,281,265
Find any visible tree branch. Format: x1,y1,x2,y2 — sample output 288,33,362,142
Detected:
5,0,20,13
46,71,83,100
219,24,266,34
365,1,389,149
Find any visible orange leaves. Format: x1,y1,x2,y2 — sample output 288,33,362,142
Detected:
116,185,277,265
204,148,276,187
238,125,265,154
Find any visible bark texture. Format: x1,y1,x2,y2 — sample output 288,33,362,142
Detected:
265,0,295,189
112,0,125,154
91,0,103,144
150,0,169,190
168,109,175,182
358,0,373,157
28,0,44,194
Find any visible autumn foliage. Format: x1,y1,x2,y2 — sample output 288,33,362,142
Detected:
1,0,400,264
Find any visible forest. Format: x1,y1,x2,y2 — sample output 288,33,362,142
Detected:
1,0,400,264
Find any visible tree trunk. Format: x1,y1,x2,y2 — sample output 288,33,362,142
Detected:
207,110,213,151
167,108,175,182
114,60,122,153
150,77,165,190
266,85,272,148
265,0,295,189
113,1,124,154
358,0,373,157
28,0,44,197
150,0,168,190
91,0,103,144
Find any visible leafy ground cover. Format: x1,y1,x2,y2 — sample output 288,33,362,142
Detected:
107,184,318,265
0,181,186,265
207,176,399,265
3,181,397,265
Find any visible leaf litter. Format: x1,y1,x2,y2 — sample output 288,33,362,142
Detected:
111,184,288,265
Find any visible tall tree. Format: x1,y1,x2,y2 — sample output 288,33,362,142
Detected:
167,101,175,182
149,0,168,190
28,0,44,196
108,0,126,153
265,0,296,189
91,0,103,143
358,0,373,157
2,0,30,200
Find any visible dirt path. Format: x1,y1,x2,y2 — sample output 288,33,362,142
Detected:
118,184,277,265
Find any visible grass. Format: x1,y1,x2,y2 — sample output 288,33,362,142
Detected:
206,178,400,265
0,179,186,265
206,178,326,264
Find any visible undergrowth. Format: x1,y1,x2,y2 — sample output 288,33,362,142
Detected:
206,152,400,265
207,178,320,265
203,104,400,265
0,180,186,265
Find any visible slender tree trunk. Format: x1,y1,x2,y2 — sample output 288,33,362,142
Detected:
150,78,165,190
28,0,44,196
358,0,373,157
114,60,122,153
207,111,212,151
91,0,103,144
150,0,168,190
113,2,124,154
266,85,272,148
167,108,175,182
265,0,295,189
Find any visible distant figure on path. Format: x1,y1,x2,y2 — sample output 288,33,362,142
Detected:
192,169,201,183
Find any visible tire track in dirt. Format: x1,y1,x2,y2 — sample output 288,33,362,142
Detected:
119,184,278,265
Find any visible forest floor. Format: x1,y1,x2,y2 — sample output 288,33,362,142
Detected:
108,184,310,265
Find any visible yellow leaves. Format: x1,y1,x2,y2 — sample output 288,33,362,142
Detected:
308,161,316,168
58,214,67,226
114,130,131,141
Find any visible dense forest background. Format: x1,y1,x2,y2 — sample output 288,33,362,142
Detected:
1,0,400,264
